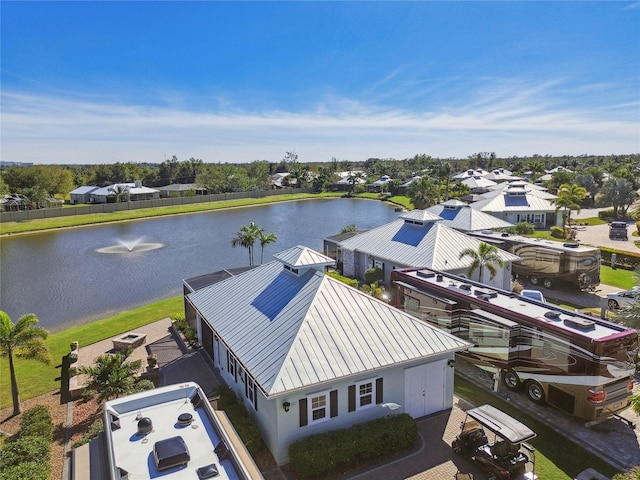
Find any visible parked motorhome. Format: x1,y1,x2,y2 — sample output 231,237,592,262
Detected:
468,231,600,290
391,268,638,424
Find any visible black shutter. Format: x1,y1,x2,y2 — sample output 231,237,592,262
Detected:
376,378,384,404
330,390,338,418
348,385,356,412
244,375,248,397
225,351,229,372
299,398,308,427
233,358,237,383
253,384,258,411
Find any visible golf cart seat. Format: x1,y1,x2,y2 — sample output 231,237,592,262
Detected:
492,440,510,459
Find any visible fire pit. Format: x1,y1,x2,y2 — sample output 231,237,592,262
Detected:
112,332,147,351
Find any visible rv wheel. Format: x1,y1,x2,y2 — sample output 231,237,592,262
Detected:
525,380,546,404
528,274,541,286
502,369,522,391
543,278,554,289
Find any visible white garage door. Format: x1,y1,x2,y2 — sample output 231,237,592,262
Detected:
404,360,446,418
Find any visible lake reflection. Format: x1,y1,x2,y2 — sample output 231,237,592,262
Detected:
0,198,400,332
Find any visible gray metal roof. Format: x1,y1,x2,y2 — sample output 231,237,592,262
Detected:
187,259,471,396
273,245,336,268
470,184,557,212
399,209,442,222
424,203,514,232
337,217,519,271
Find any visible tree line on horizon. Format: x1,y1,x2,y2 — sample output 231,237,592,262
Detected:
1,152,638,218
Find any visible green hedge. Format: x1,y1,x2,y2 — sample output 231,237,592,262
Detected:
601,247,640,270
0,406,53,479
0,460,50,480
326,271,359,288
19,405,53,442
288,413,418,479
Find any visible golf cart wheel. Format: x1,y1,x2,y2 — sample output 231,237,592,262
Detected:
526,380,546,404
528,274,541,286
543,277,554,289
608,299,619,310
502,369,522,391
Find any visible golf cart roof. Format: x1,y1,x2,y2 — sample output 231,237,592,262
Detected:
466,404,536,444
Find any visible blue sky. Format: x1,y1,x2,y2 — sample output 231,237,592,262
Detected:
1,1,639,165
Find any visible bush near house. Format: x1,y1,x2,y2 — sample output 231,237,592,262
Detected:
326,271,359,288
288,413,418,479
0,405,53,480
364,267,384,285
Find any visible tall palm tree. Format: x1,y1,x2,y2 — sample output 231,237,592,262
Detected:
231,222,261,266
458,242,505,284
553,183,587,230
0,311,52,415
78,350,142,402
258,230,278,264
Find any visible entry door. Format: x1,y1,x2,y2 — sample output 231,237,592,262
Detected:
404,361,446,418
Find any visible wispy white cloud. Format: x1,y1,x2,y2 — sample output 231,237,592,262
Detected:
1,79,638,165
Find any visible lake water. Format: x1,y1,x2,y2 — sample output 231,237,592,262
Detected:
0,198,400,332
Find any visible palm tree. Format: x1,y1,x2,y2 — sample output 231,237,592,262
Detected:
553,183,587,230
408,177,439,209
346,171,366,195
258,230,278,264
109,184,130,202
458,242,505,284
231,222,261,266
78,349,143,402
0,311,52,415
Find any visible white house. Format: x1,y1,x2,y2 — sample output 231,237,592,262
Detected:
86,181,160,203
423,199,514,232
470,181,559,229
335,210,520,290
184,245,471,465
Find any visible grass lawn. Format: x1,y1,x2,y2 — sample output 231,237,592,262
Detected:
454,376,620,480
0,192,345,235
601,265,636,289
0,296,183,409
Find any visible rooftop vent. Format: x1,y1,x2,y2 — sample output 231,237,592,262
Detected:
563,243,579,248
564,317,596,330
474,288,498,299
417,270,435,279
459,284,473,291
177,413,193,427
436,274,444,282
154,436,190,471
137,417,153,436
544,311,561,320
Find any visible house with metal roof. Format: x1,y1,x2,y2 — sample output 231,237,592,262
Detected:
470,181,559,229
69,185,99,204
184,245,471,465
424,200,514,232
334,210,520,290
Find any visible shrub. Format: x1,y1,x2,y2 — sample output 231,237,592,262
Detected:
509,222,535,235
289,413,418,479
172,313,188,332
72,419,104,448
211,386,266,455
550,226,565,238
364,267,384,285
598,209,616,222
512,279,524,294
326,271,359,288
600,247,640,270
0,436,50,468
636,221,640,235
133,379,156,393
20,406,53,441
0,461,50,480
